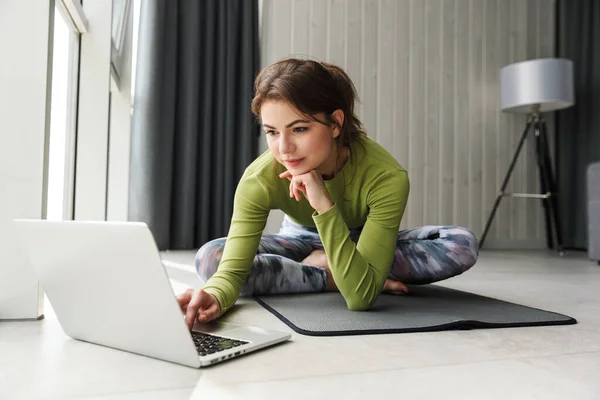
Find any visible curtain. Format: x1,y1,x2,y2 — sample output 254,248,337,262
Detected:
555,0,600,249
129,0,260,250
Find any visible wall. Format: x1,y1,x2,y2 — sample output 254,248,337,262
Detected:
0,0,51,319
259,0,556,248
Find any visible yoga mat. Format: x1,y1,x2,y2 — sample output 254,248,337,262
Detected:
254,285,576,336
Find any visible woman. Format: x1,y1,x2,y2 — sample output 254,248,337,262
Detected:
177,58,479,329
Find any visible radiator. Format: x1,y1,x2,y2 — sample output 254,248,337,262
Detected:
588,162,600,262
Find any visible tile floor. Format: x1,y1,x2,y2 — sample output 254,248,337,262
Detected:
2,250,599,399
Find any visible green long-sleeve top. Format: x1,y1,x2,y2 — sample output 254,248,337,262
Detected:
202,134,410,315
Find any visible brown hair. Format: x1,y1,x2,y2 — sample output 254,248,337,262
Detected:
251,58,366,194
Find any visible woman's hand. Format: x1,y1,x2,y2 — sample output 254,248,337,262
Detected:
176,288,221,329
279,169,334,214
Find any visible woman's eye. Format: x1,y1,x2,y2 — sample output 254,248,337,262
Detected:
293,127,308,133
265,130,278,136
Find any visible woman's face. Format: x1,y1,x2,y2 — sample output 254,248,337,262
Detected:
261,100,341,176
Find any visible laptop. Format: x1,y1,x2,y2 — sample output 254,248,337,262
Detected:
12,219,291,368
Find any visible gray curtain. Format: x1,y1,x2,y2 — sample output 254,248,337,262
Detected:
555,0,600,250
129,0,260,250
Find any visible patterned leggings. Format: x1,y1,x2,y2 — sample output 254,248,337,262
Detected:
195,215,479,297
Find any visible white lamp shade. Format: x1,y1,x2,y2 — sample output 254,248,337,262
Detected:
500,58,574,113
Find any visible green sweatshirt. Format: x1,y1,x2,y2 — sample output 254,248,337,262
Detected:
202,134,410,315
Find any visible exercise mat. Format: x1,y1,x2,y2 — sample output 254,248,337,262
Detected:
254,285,576,336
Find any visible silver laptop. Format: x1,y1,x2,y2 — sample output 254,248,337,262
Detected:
12,219,291,368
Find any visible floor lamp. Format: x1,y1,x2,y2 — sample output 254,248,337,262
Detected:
479,58,574,254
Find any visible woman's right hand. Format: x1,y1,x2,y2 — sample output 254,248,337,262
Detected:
176,288,221,329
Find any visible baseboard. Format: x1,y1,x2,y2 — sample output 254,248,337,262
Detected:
0,315,45,322
481,239,548,250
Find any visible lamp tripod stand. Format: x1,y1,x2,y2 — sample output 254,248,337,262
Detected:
479,104,564,255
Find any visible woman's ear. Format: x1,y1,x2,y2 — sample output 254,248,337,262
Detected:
331,109,345,138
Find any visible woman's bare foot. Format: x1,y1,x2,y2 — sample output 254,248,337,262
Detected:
301,249,328,269
383,279,409,294
301,250,336,291
302,250,408,294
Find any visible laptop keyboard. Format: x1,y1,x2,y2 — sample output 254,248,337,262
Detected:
191,331,249,357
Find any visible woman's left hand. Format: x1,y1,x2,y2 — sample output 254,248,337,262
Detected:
279,169,334,214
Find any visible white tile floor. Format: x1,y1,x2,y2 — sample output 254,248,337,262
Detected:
2,250,600,399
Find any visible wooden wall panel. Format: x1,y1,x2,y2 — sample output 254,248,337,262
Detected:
260,0,556,248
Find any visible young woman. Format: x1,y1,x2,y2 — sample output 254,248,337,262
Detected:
177,58,479,329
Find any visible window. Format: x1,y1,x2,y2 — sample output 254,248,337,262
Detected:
111,0,132,89
47,6,81,221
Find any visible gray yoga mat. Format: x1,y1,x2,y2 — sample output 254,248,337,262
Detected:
254,285,576,336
